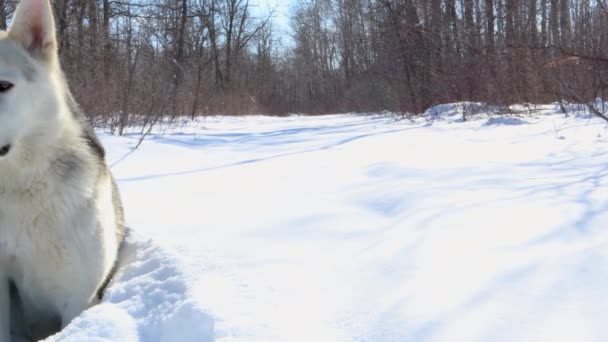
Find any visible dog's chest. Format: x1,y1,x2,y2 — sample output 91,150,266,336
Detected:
0,178,89,267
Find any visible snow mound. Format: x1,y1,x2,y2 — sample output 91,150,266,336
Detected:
47,233,214,342
542,99,608,118
51,305,138,341
425,102,498,122
484,116,528,126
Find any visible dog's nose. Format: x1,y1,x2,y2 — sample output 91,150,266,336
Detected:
0,144,11,157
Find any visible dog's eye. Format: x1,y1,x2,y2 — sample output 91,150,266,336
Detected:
0,81,13,93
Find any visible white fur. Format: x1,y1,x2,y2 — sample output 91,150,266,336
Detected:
0,0,121,340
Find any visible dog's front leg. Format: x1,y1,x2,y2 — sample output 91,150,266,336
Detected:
0,275,10,342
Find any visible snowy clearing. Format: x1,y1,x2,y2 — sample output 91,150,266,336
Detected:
51,104,608,341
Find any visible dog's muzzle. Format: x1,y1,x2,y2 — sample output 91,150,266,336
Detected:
0,144,11,157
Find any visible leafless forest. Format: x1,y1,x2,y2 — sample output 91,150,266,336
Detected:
2,0,608,128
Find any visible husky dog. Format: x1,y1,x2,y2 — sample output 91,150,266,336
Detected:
0,0,125,340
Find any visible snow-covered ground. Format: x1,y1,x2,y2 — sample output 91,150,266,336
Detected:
51,104,608,341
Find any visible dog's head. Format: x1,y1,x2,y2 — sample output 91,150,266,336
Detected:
0,0,68,161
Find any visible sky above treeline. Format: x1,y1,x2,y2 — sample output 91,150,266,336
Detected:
255,0,291,37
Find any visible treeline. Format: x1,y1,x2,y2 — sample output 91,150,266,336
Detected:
0,0,607,126
289,0,608,115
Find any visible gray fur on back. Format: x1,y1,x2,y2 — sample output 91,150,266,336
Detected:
64,86,125,246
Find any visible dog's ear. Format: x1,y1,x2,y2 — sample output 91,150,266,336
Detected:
8,0,57,63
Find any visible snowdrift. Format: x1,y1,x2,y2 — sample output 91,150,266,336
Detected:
47,233,214,342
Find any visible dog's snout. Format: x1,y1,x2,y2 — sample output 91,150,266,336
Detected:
0,144,11,157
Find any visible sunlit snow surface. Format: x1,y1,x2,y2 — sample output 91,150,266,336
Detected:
50,104,608,341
